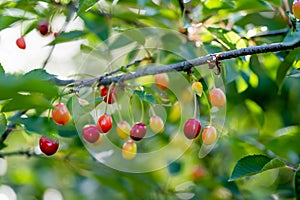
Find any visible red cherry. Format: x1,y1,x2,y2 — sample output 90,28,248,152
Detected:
39,136,59,156
192,166,206,180
82,125,101,143
99,85,116,104
37,20,49,35
130,122,147,141
53,32,59,38
154,73,169,90
183,118,201,139
293,1,300,20
52,103,71,125
202,125,217,145
97,114,113,133
16,37,26,49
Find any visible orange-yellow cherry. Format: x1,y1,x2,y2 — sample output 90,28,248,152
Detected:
52,103,71,125
122,140,137,160
202,125,217,145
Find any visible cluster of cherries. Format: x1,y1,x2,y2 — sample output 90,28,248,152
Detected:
39,72,226,159
184,81,226,145
16,20,58,50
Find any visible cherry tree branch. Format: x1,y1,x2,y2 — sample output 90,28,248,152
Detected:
0,150,37,158
51,40,300,89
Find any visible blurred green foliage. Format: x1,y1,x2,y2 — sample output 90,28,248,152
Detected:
0,0,300,199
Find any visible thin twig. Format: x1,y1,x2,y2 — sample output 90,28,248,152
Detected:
0,150,37,158
50,40,300,90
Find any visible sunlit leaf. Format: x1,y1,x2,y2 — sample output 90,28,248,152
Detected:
78,0,98,16
134,90,156,105
229,155,285,181
0,15,24,30
49,30,87,45
24,69,56,81
0,113,7,137
81,12,109,41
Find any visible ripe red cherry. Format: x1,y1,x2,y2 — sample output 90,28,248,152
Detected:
293,1,300,20
209,88,226,107
192,166,206,180
99,85,116,104
130,122,147,141
183,118,201,139
16,37,26,49
82,125,101,143
39,136,59,156
154,73,169,90
37,20,49,35
52,103,71,125
97,114,113,133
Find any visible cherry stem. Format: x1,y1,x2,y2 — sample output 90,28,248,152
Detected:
202,90,212,125
149,105,156,117
193,94,198,119
129,95,135,124
114,95,123,122
105,83,114,114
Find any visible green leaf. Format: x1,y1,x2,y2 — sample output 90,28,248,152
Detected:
134,90,156,105
77,0,98,16
56,120,78,137
1,94,53,112
0,63,5,77
229,155,285,181
0,16,23,31
0,74,58,100
0,113,7,137
287,68,300,78
276,49,300,92
81,12,109,41
245,99,264,127
24,69,56,81
294,167,300,200
23,20,38,35
49,31,87,45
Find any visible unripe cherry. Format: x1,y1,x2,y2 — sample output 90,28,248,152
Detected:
150,115,164,133
130,122,147,141
154,73,169,90
209,88,226,107
192,81,203,96
183,118,201,139
117,121,131,139
202,125,217,145
52,103,71,125
122,140,137,160
293,1,300,20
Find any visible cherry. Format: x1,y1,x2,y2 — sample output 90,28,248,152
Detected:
183,118,201,139
202,125,217,145
117,121,131,139
97,114,112,133
150,115,164,133
192,81,203,96
82,125,102,144
168,101,181,122
209,88,226,107
192,166,206,180
154,73,169,90
99,85,116,104
122,140,137,160
37,20,49,35
16,37,26,49
293,1,300,20
39,136,59,156
130,122,147,141
52,103,71,125
53,32,59,38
